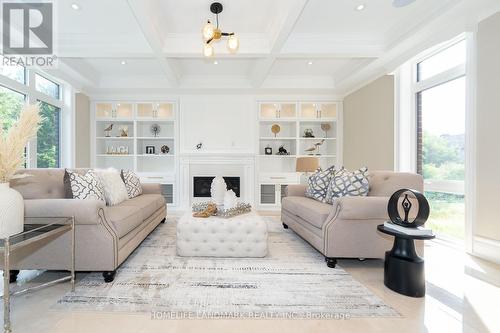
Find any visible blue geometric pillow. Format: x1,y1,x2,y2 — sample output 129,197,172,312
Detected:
325,167,369,204
305,165,336,203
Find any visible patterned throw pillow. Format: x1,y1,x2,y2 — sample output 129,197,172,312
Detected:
64,169,105,201
305,165,336,203
121,170,143,199
325,167,369,204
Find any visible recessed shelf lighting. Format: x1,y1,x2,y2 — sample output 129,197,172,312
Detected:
120,60,127,65
213,60,219,65
356,4,365,11
307,61,313,65
71,3,80,10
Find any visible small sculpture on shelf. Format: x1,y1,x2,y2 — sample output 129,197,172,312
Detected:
271,124,281,138
277,145,290,155
305,139,325,155
104,124,113,137
145,146,155,154
264,145,272,155
321,123,331,138
303,128,314,138
119,125,128,137
160,145,170,154
195,142,203,150
150,124,161,138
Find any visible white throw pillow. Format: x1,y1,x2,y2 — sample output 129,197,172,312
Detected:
94,168,129,206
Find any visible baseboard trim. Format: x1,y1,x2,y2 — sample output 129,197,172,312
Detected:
473,236,500,265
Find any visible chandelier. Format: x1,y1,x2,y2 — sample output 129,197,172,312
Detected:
202,2,239,57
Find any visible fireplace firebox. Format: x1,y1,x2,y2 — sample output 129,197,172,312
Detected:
193,176,240,198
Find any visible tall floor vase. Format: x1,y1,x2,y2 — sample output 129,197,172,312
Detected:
0,183,24,238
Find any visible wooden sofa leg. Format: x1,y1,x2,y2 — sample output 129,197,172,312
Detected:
282,223,289,229
9,270,20,283
103,270,116,283
325,257,337,268
161,218,166,223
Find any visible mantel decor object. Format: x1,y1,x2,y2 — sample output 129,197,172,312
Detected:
210,175,227,205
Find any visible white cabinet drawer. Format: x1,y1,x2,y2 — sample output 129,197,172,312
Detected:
138,173,173,183
259,173,299,184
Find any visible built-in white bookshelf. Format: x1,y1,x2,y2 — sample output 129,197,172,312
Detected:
91,101,179,206
256,101,343,209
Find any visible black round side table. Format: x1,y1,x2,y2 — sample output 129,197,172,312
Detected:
377,224,435,298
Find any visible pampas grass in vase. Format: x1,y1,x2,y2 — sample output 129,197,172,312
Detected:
0,104,41,238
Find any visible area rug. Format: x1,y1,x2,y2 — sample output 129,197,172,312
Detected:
53,215,399,319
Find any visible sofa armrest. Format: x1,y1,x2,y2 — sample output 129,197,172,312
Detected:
285,184,307,197
335,196,390,220
24,199,106,225
141,183,162,195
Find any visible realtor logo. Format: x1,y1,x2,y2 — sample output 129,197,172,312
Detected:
2,2,53,55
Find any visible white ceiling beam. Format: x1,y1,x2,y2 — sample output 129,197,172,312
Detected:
126,0,178,87
46,58,99,90
250,0,310,88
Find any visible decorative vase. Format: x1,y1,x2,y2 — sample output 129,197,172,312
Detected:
223,190,238,209
210,176,227,205
0,183,24,238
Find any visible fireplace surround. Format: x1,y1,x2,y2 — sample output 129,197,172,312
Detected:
193,176,241,197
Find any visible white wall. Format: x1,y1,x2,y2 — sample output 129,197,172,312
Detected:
343,76,395,171
180,95,255,154
473,11,500,262
75,93,91,167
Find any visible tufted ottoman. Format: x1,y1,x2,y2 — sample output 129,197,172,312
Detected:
176,212,268,257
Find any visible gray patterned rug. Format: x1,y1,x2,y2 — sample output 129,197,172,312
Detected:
53,216,399,319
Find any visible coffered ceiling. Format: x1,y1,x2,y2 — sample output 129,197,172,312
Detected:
51,0,500,95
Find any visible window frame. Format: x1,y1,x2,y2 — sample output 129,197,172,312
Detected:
410,36,467,186
0,67,64,168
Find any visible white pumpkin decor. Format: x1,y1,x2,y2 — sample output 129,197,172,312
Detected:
223,190,238,209
0,183,24,238
210,175,227,205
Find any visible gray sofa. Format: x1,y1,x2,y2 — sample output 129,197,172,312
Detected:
281,170,423,268
9,169,166,282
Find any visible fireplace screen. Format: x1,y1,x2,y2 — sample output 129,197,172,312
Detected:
193,177,240,197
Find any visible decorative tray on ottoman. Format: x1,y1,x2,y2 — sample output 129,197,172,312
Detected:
192,201,252,218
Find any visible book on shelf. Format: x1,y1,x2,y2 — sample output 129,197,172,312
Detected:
383,221,433,236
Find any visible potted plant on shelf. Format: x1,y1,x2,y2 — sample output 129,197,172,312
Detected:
0,104,41,238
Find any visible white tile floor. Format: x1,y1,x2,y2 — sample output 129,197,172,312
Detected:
1,225,499,333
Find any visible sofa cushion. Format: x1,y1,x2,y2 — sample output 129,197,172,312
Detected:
105,205,144,238
282,196,332,229
122,194,165,221
304,165,336,203
325,167,369,204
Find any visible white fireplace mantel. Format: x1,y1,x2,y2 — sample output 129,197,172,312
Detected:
179,154,255,210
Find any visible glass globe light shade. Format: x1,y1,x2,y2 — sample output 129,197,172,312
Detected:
202,21,215,41
203,43,214,57
227,35,239,53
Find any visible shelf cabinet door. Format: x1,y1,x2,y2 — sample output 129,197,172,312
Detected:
157,103,174,119
319,103,337,119
260,103,296,119
115,103,133,119
260,184,277,205
137,103,175,120
137,103,155,118
96,103,113,119
300,103,317,119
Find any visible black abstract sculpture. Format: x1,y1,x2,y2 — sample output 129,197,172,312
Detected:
387,189,429,228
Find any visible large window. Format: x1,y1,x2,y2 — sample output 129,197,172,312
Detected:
414,39,466,239
0,64,63,168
